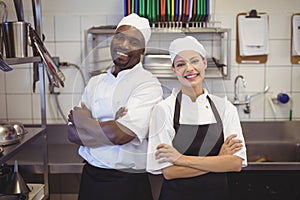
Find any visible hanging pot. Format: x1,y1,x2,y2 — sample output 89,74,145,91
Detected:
0,1,8,55
1,21,28,58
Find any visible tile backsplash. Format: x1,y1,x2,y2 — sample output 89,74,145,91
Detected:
1,0,299,124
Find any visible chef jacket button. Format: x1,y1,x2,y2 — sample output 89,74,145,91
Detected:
206,105,209,109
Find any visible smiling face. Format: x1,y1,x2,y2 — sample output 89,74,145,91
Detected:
172,50,207,94
110,25,145,74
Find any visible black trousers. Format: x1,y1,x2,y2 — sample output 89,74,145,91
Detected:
78,163,153,200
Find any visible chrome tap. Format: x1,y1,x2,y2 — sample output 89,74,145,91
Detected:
243,86,270,113
232,74,270,114
243,95,251,114
233,75,246,104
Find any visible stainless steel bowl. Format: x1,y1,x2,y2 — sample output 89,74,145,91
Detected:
11,122,27,136
0,122,27,136
0,125,20,146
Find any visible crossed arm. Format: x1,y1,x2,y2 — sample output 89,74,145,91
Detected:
67,103,135,146
155,134,243,180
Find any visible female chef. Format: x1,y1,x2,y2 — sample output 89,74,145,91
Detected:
146,36,247,200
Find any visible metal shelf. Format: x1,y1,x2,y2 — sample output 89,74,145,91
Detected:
0,128,47,199
87,26,229,34
0,128,46,163
2,0,49,198
8,143,84,174
85,27,231,80
4,56,42,65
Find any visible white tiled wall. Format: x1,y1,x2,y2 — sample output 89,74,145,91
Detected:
1,0,299,124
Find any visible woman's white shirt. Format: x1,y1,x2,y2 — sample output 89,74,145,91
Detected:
147,88,247,174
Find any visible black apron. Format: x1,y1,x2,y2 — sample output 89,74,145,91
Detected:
159,91,229,200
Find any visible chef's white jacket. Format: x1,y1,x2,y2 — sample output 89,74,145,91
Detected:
78,63,163,170
147,89,247,174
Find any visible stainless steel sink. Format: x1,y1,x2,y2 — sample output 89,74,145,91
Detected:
240,121,300,170
241,121,300,142
246,142,300,162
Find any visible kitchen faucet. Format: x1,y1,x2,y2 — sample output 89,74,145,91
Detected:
233,75,246,104
243,86,270,113
232,74,270,114
232,75,251,113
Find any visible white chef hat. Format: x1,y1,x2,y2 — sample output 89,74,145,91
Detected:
169,36,207,63
117,13,151,45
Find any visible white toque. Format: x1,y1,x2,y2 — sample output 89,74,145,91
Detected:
169,36,207,63
117,13,151,45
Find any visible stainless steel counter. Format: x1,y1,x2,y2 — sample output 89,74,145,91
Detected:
0,127,46,163
3,125,84,174
46,122,300,173
245,162,300,170
6,122,300,174
48,144,84,173
28,144,300,173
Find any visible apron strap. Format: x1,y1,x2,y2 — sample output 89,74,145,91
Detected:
173,90,182,133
